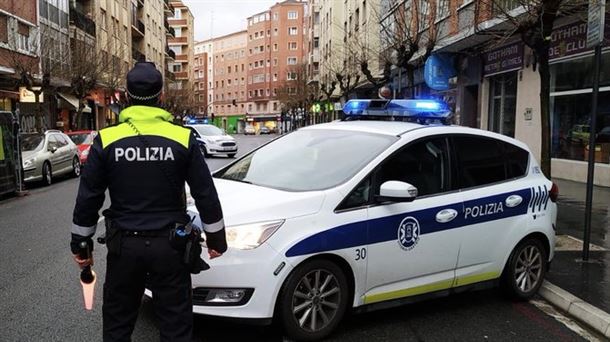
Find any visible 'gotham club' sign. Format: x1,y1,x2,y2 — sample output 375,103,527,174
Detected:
483,41,524,77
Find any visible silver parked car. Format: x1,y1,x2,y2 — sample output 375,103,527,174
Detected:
21,130,81,185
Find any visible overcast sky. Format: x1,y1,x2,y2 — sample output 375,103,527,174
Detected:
182,0,278,42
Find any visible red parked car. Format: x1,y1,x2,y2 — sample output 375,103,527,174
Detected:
66,130,97,164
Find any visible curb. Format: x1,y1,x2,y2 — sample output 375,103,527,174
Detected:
539,280,610,338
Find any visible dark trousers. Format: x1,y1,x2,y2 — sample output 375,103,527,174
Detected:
103,234,193,342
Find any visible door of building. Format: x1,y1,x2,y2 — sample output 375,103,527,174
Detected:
488,72,518,137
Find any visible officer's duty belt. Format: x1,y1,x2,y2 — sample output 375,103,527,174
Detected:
122,228,170,238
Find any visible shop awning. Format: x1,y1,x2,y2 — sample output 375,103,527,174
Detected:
58,92,79,109
58,92,92,113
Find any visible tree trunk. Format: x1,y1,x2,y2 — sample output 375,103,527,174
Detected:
537,52,552,178
34,92,42,132
406,67,415,99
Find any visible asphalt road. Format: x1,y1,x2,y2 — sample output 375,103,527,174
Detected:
0,134,597,342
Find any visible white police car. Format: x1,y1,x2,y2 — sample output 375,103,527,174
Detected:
186,122,238,158
186,99,557,341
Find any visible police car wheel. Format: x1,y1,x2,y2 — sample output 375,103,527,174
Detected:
279,259,348,341
502,238,547,300
228,153,236,158
72,157,81,177
42,162,52,186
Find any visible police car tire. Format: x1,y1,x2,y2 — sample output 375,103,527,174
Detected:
502,238,548,300
228,153,236,158
278,259,349,341
42,162,52,186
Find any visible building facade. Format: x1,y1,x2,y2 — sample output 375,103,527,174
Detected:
379,1,610,187
0,1,38,114
211,31,247,133
193,41,208,115
131,0,166,72
245,0,307,129
197,39,214,115
167,0,194,103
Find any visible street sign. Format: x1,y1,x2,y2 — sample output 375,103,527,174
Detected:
587,0,606,48
19,87,43,103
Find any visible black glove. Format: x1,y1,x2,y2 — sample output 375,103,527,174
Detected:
70,234,94,255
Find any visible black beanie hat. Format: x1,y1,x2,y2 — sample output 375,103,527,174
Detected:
126,62,163,101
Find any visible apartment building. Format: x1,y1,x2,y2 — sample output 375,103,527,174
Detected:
0,0,38,112
193,41,208,115
245,0,307,128
306,0,320,87
211,31,248,133
163,0,175,87
131,0,166,72
196,39,214,115
379,0,609,186
317,0,345,100
168,0,194,99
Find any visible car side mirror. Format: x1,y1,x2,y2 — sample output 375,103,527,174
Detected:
376,181,417,203
49,145,58,153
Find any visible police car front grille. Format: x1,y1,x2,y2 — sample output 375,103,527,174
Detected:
220,142,236,147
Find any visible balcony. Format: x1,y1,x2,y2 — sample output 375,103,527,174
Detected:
132,47,145,62
165,47,176,60
170,36,187,44
175,54,188,62
137,0,144,9
165,21,175,37
168,18,187,27
69,7,96,37
164,0,174,15
131,19,145,38
174,71,188,80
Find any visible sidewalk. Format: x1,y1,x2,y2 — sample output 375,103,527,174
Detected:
539,178,610,338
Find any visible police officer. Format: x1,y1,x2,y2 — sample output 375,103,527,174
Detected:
70,62,227,342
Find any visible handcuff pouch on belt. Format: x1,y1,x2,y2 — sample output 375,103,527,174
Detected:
169,221,210,274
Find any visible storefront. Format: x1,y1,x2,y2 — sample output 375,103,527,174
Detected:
548,19,610,184
212,115,245,134
477,18,610,186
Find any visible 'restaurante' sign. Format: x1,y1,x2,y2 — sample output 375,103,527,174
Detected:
483,41,524,77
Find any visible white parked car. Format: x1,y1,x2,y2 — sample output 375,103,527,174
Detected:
187,123,237,158
183,100,557,341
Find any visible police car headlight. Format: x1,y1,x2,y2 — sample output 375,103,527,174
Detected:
23,158,35,168
225,220,284,250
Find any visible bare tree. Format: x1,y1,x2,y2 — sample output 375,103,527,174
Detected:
277,63,321,123
359,0,442,99
475,0,589,177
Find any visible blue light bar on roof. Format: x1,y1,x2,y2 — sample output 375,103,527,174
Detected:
342,99,451,120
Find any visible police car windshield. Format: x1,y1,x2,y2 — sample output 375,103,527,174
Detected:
193,125,224,136
216,129,396,191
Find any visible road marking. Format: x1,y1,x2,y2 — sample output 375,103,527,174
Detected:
531,299,603,341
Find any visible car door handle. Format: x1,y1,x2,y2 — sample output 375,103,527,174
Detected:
436,209,458,223
505,195,523,208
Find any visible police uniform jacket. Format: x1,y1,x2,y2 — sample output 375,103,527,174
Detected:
71,105,226,252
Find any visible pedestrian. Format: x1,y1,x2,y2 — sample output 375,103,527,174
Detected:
70,61,227,342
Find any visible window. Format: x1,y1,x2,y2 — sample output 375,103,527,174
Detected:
273,73,278,81
274,28,278,36
437,0,450,19
418,0,430,31
288,27,298,35
273,12,278,20
228,66,231,73
273,44,278,51
273,58,278,66
453,136,507,188
287,57,297,65
253,74,265,83
288,42,297,50
504,142,529,179
173,64,182,72
287,72,297,80
489,72,518,138
174,8,181,19
288,11,298,20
